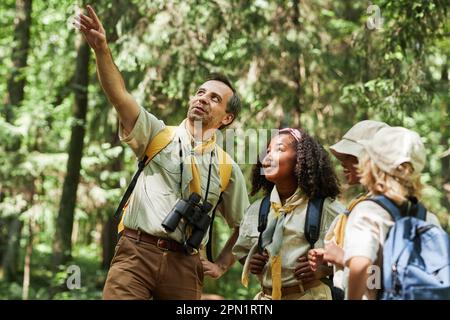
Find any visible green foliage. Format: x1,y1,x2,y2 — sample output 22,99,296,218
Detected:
0,0,448,299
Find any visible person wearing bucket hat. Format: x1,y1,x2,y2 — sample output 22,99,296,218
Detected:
329,120,390,185
342,126,442,300
357,126,426,179
308,120,389,299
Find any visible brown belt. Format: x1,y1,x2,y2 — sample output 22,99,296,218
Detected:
123,227,186,253
262,280,323,297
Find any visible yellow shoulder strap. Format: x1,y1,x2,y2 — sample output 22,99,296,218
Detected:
216,145,233,193
118,126,177,234
143,126,177,165
347,193,369,211
333,193,370,247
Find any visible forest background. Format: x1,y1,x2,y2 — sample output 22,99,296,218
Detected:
0,0,448,299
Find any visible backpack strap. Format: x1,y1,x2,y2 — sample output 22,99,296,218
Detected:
305,198,326,248
116,126,177,233
142,126,178,165
216,146,233,192
256,196,326,252
205,193,222,262
202,147,233,262
257,195,271,253
344,193,370,215
368,195,403,222
414,201,427,221
367,195,427,222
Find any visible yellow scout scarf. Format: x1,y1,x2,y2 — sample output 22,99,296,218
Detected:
184,131,217,195
332,193,369,247
259,189,304,300
182,126,217,241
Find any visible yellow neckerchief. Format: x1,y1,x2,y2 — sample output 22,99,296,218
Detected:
183,120,217,195
267,188,304,300
333,193,369,247
182,121,217,242
268,203,296,300
241,188,305,297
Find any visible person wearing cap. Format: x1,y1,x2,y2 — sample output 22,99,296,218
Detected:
343,127,442,300
308,120,389,299
232,128,345,300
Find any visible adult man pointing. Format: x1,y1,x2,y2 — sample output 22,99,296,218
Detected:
76,5,249,300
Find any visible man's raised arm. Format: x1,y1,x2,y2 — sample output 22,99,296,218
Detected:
76,5,139,133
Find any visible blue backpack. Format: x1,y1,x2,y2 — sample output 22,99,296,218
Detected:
368,195,450,300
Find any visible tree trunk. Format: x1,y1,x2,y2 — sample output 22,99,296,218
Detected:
3,0,32,123
359,29,371,120
1,217,23,281
22,216,34,300
291,0,304,128
0,0,32,280
440,63,449,211
52,35,90,269
101,123,121,269
101,216,117,270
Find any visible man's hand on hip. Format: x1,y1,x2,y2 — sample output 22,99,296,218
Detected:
201,257,226,279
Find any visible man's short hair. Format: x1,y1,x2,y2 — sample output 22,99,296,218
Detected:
207,73,241,129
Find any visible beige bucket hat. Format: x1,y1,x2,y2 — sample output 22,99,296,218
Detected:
330,120,389,159
358,126,426,176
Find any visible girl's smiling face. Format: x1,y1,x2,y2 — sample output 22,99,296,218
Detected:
261,134,298,184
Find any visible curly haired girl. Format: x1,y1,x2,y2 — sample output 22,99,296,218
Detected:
232,128,345,300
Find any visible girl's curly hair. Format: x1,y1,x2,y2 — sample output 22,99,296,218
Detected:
251,130,340,199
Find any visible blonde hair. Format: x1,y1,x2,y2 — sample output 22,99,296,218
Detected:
358,154,423,205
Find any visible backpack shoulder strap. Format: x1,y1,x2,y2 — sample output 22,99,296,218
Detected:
366,195,428,223
345,193,370,215
257,195,271,253
305,198,326,248
116,126,177,233
416,203,427,221
409,196,427,221
206,193,223,262
215,145,233,192
366,195,402,221
203,145,233,261
143,126,177,164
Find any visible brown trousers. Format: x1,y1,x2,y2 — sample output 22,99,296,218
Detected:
102,235,204,300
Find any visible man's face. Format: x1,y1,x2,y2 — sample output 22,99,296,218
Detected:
187,80,234,130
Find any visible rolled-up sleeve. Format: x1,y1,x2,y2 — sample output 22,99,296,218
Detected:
343,202,386,265
119,106,165,160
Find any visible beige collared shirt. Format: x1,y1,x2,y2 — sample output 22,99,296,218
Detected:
233,186,345,289
321,194,367,291
342,200,442,300
118,106,250,246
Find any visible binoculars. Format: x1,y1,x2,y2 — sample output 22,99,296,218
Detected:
161,192,213,252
